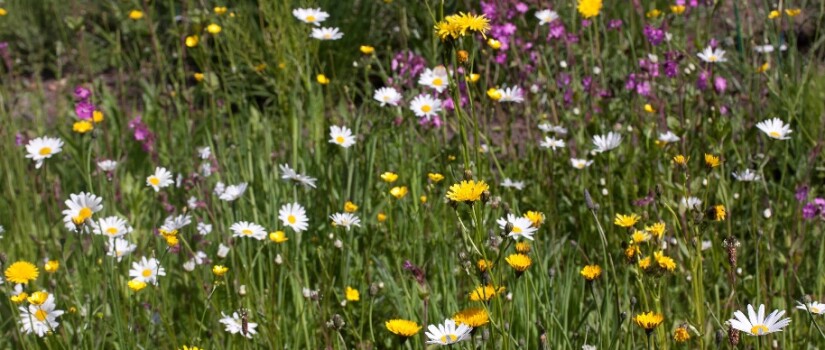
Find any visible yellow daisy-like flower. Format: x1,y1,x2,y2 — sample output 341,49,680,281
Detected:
385,319,421,337
212,265,229,277
477,259,493,272
181,346,204,350
214,6,228,15
654,251,676,272
390,186,408,199
524,211,544,227
11,292,29,304
674,326,691,342
487,38,501,49
194,73,205,82
453,307,490,327
634,311,664,333
785,8,801,17
377,212,387,222
505,254,532,273
638,256,652,270
27,291,49,305
757,62,771,73
0,8,7,16
5,261,39,284
44,260,60,273
577,0,602,18
614,213,640,228
625,244,641,260
645,222,666,240
487,88,502,100
360,45,375,55
185,35,199,48
129,10,144,20
434,19,463,40
428,173,445,182
206,24,222,34
73,120,94,134
644,104,655,113
128,279,147,292
710,205,726,221
165,235,179,247
446,180,489,203
672,154,688,167
420,195,427,204
646,9,661,18
93,110,104,123
345,287,360,301
468,285,505,301
380,172,399,183
580,265,602,281
515,241,531,253
344,201,358,213
671,5,686,14
768,10,780,19
704,153,721,168
631,230,651,244
434,13,490,40
316,74,330,85
269,230,288,243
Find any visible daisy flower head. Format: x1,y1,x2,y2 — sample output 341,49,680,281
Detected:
418,67,449,93
728,304,790,336
536,9,559,25
697,46,727,63
62,192,104,232
279,163,318,188
497,213,538,240
329,125,356,148
279,202,309,232
146,167,174,192
230,221,267,240
497,86,524,103
330,213,361,230
539,136,565,151
657,131,680,144
220,311,258,339
501,178,525,190
732,169,761,182
97,159,118,172
410,94,442,120
796,301,825,315
634,311,664,334
219,182,248,202
292,8,329,26
310,27,343,40
25,136,63,169
538,123,568,135
577,0,603,18
161,214,192,232
680,197,703,211
446,180,489,203
425,319,472,345
373,87,402,107
106,238,136,262
18,293,64,337
593,132,622,153
128,257,166,285
385,319,422,337
5,261,39,284
93,216,132,238
570,158,594,169
755,118,792,140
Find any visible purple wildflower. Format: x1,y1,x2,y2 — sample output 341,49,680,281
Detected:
75,101,95,120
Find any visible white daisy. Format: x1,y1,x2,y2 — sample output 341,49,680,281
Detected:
106,237,136,262
329,125,356,148
279,164,318,188
219,182,248,202
230,221,267,240
373,87,403,107
217,243,231,258
753,45,774,53
214,181,226,196
18,294,64,337
279,202,309,232
592,132,622,153
496,213,538,240
680,196,702,210
197,146,211,159
501,178,525,190
497,86,524,103
97,160,118,172
425,319,472,345
418,67,449,93
93,216,132,238
310,27,343,40
25,136,63,169
537,123,568,135
570,158,594,169
697,46,727,63
128,257,166,285
330,213,361,230
755,118,792,140
535,9,559,25
220,311,258,339
292,8,329,26
728,304,790,336
732,169,761,182
161,214,192,232
183,260,196,272
146,167,174,192
61,192,104,232
197,222,213,235
410,94,442,120
658,131,680,143
539,136,565,151
796,301,825,315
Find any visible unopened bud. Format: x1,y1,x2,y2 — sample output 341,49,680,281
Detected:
239,285,247,296
464,170,473,180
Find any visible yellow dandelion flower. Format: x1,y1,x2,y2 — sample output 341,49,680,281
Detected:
194,73,204,82
451,12,491,38
11,292,29,304
654,251,676,271
456,50,469,63
385,319,421,337
345,287,360,301
644,104,655,113
344,201,358,213
206,23,221,34
5,261,39,284
710,205,726,221
625,244,641,260
434,19,462,40
505,254,532,273
212,265,229,277
515,241,531,253
214,6,228,15
44,260,59,273
487,88,502,100
768,10,780,19
185,35,199,48
673,154,688,167
634,311,664,333
377,212,387,222
638,256,652,270
390,186,408,199
426,173,444,184
580,265,602,281
524,211,544,227
671,5,686,14
487,38,501,49
674,326,691,342
254,63,267,72
73,120,94,134
704,153,721,168
165,235,179,247
757,62,770,73
446,180,489,203
129,10,144,20
27,291,49,305
577,0,602,18
316,74,330,85
380,172,398,183
128,279,147,292
646,9,662,18
0,8,7,16
477,259,493,272
631,230,651,244
645,222,666,240
614,213,640,228
466,73,481,83
420,195,427,204
360,45,375,55
785,8,801,17
453,307,490,327
93,110,104,123
469,285,505,301
269,230,288,243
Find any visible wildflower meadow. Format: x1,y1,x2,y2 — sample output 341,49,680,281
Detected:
2,0,825,348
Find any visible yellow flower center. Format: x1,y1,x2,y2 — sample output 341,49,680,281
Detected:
323,33,332,39
813,307,821,313
336,136,345,144
440,334,458,343
769,131,781,138
306,15,315,22
142,269,152,277
383,95,390,101
751,324,769,335
421,105,432,113
242,229,253,235
288,215,297,224
78,207,93,220
39,147,52,156
432,78,443,86
35,309,48,322
512,226,522,233
149,177,160,186
709,55,717,62
106,227,119,235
